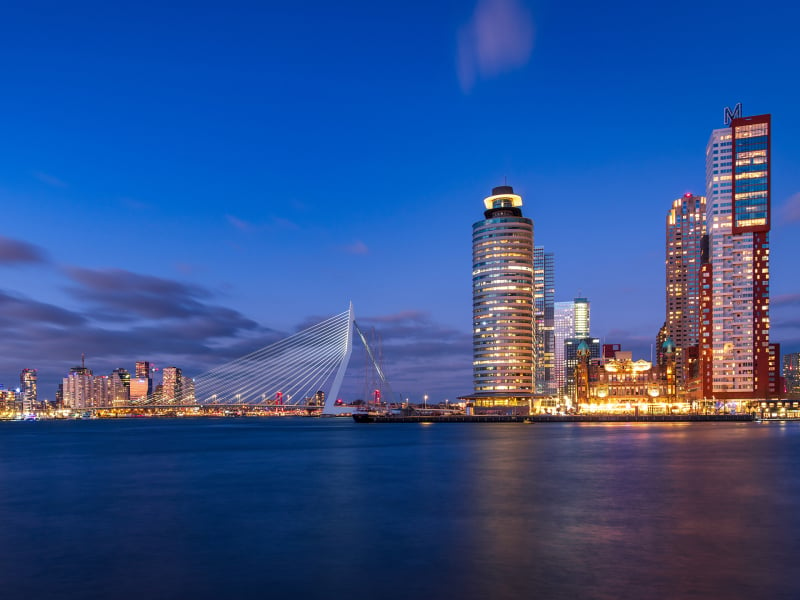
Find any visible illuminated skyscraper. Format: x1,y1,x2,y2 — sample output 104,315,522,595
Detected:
554,297,590,393
534,247,555,395
470,185,535,405
574,297,589,338
162,366,183,405
665,193,706,390
109,368,131,407
130,360,152,402
62,359,94,409
701,106,779,400
20,368,37,412
554,301,574,392
784,353,800,395
135,361,151,379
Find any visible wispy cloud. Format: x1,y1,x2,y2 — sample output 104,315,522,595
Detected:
772,293,800,307
0,236,49,265
33,171,68,188
119,197,151,210
343,310,473,401
270,216,299,230
780,193,800,224
457,0,535,92
366,310,429,324
0,267,281,395
226,214,254,232
601,329,655,361
343,240,369,255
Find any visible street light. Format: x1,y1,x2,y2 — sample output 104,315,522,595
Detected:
424,394,428,410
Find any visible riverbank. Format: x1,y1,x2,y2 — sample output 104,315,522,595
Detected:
353,413,756,423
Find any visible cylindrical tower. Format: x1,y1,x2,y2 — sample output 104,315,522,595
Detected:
472,185,535,396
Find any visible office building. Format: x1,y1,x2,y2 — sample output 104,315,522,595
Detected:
130,360,152,402
534,247,555,395
554,297,590,394
554,301,574,393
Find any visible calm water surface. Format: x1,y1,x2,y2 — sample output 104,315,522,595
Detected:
1,418,798,599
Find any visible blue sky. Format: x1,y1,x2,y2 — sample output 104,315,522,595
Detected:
1,0,799,401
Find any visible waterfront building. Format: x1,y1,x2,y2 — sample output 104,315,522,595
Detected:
584,348,674,411
162,366,183,405
62,361,94,409
665,193,706,392
92,376,111,408
0,388,16,415
534,246,556,395
20,368,37,413
466,185,535,411
182,377,196,404
554,301,574,393
130,360,152,402
655,323,669,374
564,336,600,402
554,297,590,395
784,353,800,395
109,368,131,407
701,106,780,403
574,297,589,338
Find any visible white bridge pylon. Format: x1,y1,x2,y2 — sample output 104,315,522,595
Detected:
191,303,381,414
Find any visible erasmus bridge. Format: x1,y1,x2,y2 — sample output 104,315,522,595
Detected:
134,303,391,415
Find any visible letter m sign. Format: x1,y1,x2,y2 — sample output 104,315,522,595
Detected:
723,103,742,125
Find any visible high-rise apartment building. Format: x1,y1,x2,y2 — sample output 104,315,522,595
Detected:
701,107,779,400
182,377,196,404
109,368,131,407
784,353,800,395
20,368,37,412
62,362,94,409
162,366,183,405
534,247,555,395
470,185,535,404
665,193,706,390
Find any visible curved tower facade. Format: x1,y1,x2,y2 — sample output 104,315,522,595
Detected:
472,185,535,399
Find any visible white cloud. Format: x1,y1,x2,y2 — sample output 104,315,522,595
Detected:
343,241,369,255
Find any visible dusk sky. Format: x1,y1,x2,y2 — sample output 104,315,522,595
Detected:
1,0,799,402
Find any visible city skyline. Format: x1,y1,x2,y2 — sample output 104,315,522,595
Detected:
1,0,799,400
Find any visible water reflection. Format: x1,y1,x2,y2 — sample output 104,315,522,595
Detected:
0,420,798,599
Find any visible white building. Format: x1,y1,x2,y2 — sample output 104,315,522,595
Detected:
701,108,778,399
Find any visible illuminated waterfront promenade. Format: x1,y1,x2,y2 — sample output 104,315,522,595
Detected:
353,413,754,423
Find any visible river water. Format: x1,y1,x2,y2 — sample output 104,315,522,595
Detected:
1,418,798,599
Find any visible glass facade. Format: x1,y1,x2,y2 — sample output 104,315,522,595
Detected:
534,247,555,394
732,118,770,232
